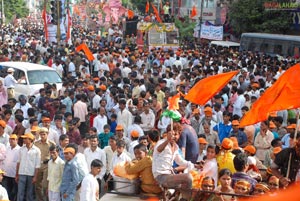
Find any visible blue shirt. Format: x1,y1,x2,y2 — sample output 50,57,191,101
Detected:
60,158,80,200
229,130,248,147
281,133,290,149
98,132,114,149
110,120,117,134
62,97,73,114
213,123,232,142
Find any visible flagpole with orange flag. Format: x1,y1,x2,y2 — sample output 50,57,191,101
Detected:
190,5,197,18
145,1,150,14
185,71,239,106
239,63,300,127
151,3,162,23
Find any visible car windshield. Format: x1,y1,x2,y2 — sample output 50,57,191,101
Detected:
27,70,62,85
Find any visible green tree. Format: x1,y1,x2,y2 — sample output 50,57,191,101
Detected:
131,0,147,14
174,17,196,47
3,0,29,21
228,0,291,35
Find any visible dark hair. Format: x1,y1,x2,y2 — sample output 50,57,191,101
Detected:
91,159,103,168
109,136,117,141
3,109,12,115
271,138,282,147
148,130,160,142
89,135,98,140
218,168,232,178
49,145,59,152
103,124,111,130
116,140,126,148
89,127,97,132
59,134,69,141
111,114,117,119
233,153,248,172
27,108,36,117
207,144,220,155
133,143,147,153
29,118,38,124
15,115,24,123
138,135,148,142
64,112,72,118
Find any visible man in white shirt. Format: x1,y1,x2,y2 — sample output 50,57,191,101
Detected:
16,133,41,201
152,123,198,199
233,88,246,118
93,107,108,134
2,134,19,201
84,135,106,181
48,145,65,201
117,99,133,135
110,140,131,176
140,101,155,135
4,68,24,99
127,115,144,139
42,117,60,145
88,86,101,110
0,120,9,146
14,95,32,119
80,159,103,201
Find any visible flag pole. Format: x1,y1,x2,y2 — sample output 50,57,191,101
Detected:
286,109,300,179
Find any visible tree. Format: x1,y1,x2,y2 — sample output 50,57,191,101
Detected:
3,0,29,20
131,0,148,15
228,0,291,36
174,17,196,47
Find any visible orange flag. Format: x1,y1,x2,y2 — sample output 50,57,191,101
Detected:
185,71,239,106
168,93,180,110
151,3,162,23
190,5,197,18
42,7,48,41
240,63,300,127
75,44,95,61
145,1,150,13
128,9,134,19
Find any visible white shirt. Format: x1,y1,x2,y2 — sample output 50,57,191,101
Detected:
92,95,101,110
117,109,133,134
80,173,99,201
17,144,41,176
3,144,20,178
68,62,76,77
48,127,60,145
200,158,218,187
84,147,106,179
152,139,194,178
93,115,107,134
0,133,9,146
104,146,115,174
128,140,139,159
140,111,155,131
0,185,9,201
110,151,131,175
157,116,171,134
4,74,17,88
13,102,32,119
47,156,65,192
233,94,246,117
126,124,144,139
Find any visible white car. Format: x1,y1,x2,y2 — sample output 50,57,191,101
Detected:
0,62,63,98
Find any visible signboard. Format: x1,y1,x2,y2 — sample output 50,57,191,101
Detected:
264,1,300,10
200,24,223,40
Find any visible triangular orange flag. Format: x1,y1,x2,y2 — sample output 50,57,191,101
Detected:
75,44,95,61
128,9,134,19
145,1,150,14
168,93,180,110
240,63,300,127
151,3,162,23
190,5,197,18
185,71,239,106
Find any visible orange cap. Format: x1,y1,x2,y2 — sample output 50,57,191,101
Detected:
232,120,240,126
99,84,107,91
93,77,99,81
63,147,76,155
230,137,239,150
204,107,212,116
131,130,139,138
116,124,124,131
269,111,277,117
273,147,282,155
87,85,95,91
244,145,256,155
9,134,18,139
42,117,51,123
269,121,276,129
198,137,208,144
251,83,260,88
31,126,39,132
287,124,296,129
21,133,35,140
0,120,6,128
221,138,233,150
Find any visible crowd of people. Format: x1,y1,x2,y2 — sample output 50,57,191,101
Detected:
0,17,299,201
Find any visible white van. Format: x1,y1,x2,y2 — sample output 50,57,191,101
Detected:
0,62,62,98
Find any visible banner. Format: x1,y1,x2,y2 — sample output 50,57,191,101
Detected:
200,24,223,40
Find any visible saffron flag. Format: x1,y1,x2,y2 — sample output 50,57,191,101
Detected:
75,44,95,61
42,8,48,41
190,5,197,18
66,9,72,42
151,3,162,23
128,9,134,19
240,63,300,127
145,1,150,13
252,184,300,201
185,71,239,105
168,93,180,110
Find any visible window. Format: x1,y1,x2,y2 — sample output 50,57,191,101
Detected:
27,70,62,85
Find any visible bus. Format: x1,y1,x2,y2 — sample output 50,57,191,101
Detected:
239,33,300,57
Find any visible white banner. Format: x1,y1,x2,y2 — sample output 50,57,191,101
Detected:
200,24,223,40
